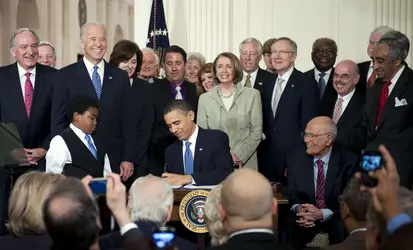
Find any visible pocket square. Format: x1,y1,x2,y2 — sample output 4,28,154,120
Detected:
394,97,408,107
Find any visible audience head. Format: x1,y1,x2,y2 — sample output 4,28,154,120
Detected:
197,63,215,92
304,116,337,157
365,187,413,250
163,99,196,141
270,37,297,75
239,37,263,73
368,26,393,58
109,39,142,78
339,178,371,232
373,38,405,81
213,52,243,85
219,169,276,234
7,172,64,237
205,185,228,246
43,177,100,250
80,21,107,65
381,30,410,59
128,176,173,223
333,60,360,97
380,223,413,250
186,52,205,84
9,28,40,71
139,48,158,79
67,95,99,134
262,38,277,73
164,45,187,84
311,37,337,72
37,41,56,68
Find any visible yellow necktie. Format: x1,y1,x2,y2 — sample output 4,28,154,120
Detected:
245,74,251,87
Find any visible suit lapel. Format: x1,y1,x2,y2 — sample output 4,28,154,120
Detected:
367,80,383,132
273,69,297,121
377,68,409,130
303,154,316,203
9,63,28,121
101,61,114,101
77,60,99,100
253,68,264,92
193,128,204,173
30,63,45,119
174,141,185,175
325,147,340,198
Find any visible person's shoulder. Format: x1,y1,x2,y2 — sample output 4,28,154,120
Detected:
0,62,16,73
334,144,359,163
303,68,314,76
174,235,197,250
36,63,57,73
201,127,227,139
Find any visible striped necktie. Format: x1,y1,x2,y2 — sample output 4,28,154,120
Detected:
315,159,326,209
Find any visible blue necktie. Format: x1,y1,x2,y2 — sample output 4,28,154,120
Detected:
85,134,98,160
92,65,102,99
318,72,326,99
184,141,193,175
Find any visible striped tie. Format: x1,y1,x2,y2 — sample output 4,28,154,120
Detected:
315,159,326,209
332,98,343,123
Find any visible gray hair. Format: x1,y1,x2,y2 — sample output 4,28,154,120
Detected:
141,47,159,65
187,52,206,66
273,37,298,54
325,118,337,140
370,26,393,38
312,37,338,52
38,41,56,57
367,187,413,242
381,30,410,58
9,28,40,48
205,185,228,246
128,176,173,223
239,37,263,56
377,38,406,63
80,21,106,39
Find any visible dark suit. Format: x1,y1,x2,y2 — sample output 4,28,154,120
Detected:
165,127,233,185
287,145,358,249
357,61,370,91
129,77,155,177
99,220,196,250
323,230,366,250
0,232,52,250
0,62,56,235
348,67,413,188
210,232,294,250
304,68,336,103
261,68,319,183
253,68,276,95
319,90,366,153
149,78,198,176
50,60,134,173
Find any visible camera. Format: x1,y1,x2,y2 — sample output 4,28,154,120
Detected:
89,177,107,195
359,149,383,187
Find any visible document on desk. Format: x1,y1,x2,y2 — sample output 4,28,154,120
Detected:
171,185,218,190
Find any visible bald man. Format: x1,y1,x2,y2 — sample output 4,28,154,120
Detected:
319,60,365,153
212,168,294,250
287,116,358,249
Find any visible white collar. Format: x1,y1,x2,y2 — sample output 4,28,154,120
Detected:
277,66,294,82
390,65,405,84
243,68,259,79
337,88,355,101
17,62,36,78
229,228,273,239
350,228,367,235
69,123,88,139
314,67,333,77
83,56,105,73
182,125,199,145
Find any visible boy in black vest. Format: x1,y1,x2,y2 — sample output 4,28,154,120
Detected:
46,95,112,178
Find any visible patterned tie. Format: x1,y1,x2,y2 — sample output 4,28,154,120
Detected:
184,141,193,175
92,65,102,99
85,134,98,159
332,97,343,123
272,78,284,116
367,69,376,88
175,85,183,99
24,72,34,117
245,74,251,87
318,72,326,98
376,81,392,126
315,159,326,209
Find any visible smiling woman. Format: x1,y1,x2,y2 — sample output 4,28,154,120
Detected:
109,39,143,80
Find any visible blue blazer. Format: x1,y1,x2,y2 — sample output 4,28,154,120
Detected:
165,127,233,185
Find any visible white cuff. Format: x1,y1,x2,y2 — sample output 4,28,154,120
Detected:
120,222,138,235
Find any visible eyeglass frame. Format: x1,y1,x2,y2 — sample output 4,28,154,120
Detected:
303,132,331,140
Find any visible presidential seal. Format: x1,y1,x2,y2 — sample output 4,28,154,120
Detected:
179,190,210,233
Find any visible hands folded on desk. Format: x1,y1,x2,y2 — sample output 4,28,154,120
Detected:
296,204,323,228
161,172,193,186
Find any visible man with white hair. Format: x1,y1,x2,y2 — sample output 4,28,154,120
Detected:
99,175,196,250
38,41,57,68
139,47,158,83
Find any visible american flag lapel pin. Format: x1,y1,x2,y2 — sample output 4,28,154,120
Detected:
109,76,113,79
199,148,203,151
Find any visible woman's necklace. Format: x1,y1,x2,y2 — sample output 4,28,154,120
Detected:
217,84,236,98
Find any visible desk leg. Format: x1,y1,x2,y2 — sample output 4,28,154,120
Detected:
197,234,206,250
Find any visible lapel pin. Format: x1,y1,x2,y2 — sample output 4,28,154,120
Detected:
291,84,294,88
199,148,203,151
258,82,263,85
109,76,113,79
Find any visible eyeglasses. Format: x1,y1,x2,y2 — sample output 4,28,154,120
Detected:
313,49,336,57
333,73,357,81
271,50,295,57
303,133,330,139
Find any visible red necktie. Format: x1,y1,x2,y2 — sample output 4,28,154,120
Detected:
24,72,34,117
315,159,326,209
367,70,376,88
375,81,392,126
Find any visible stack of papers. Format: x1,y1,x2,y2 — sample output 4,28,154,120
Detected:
171,185,218,190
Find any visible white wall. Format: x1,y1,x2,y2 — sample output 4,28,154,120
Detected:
135,0,413,71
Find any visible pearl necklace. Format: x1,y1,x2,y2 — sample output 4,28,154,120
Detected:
217,84,236,98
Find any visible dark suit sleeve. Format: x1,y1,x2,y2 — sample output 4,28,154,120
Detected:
300,76,320,132
286,153,303,207
191,131,233,185
343,106,368,152
122,228,151,250
50,70,70,137
119,72,136,163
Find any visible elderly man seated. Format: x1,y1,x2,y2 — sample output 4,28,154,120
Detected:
99,175,196,250
287,116,359,249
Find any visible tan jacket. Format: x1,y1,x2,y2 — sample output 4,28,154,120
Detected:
197,84,262,170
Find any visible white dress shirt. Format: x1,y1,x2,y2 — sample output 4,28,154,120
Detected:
17,63,36,101
181,125,199,184
46,124,112,176
241,68,259,88
314,68,332,84
229,228,273,239
367,61,374,82
388,65,405,95
271,66,294,109
336,88,356,118
83,57,105,86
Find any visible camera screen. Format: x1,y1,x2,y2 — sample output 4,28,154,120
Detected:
89,179,106,195
362,155,382,171
153,232,175,248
